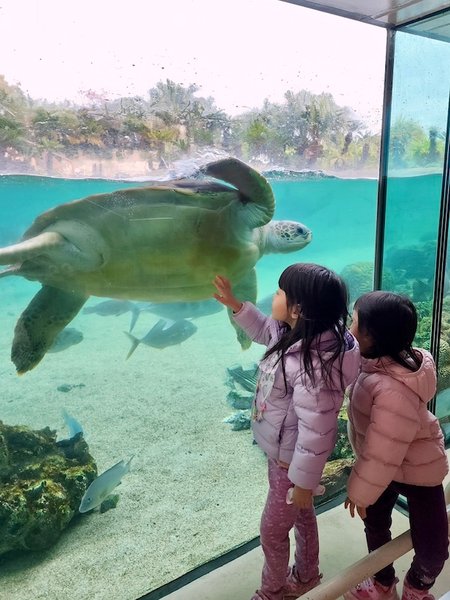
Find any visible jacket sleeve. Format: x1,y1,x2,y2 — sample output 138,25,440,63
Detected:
347,382,421,507
288,377,342,490
232,301,275,347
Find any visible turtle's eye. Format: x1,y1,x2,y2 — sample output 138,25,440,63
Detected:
297,227,305,235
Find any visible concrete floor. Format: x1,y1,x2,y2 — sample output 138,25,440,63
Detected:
165,461,450,600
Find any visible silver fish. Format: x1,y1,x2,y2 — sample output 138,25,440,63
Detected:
141,299,223,320
83,299,141,332
48,327,83,353
79,456,133,513
124,318,197,359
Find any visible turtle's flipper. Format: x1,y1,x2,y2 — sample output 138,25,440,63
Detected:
201,158,275,227
228,269,258,350
0,231,63,266
12,286,88,374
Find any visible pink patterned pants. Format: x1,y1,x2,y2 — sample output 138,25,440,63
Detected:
256,458,320,600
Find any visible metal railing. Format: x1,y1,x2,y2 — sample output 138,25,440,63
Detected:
302,483,450,600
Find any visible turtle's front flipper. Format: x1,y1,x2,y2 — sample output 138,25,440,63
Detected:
0,231,62,265
12,286,88,374
227,269,257,350
201,158,275,227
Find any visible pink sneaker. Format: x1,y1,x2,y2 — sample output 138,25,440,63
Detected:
401,579,435,600
343,577,399,600
283,567,323,599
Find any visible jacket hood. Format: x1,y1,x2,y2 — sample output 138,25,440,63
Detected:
285,329,360,388
361,348,436,404
285,329,356,354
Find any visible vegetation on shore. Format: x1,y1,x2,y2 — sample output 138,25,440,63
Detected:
0,75,446,176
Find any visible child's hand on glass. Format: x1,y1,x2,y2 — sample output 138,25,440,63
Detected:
213,275,243,313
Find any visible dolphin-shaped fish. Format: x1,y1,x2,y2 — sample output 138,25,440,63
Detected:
124,318,197,359
79,456,133,513
141,299,224,320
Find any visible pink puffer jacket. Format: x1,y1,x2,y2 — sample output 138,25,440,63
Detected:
347,349,449,508
233,301,360,490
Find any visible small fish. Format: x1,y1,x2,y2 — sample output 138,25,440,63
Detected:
124,318,197,359
62,408,84,438
83,299,141,332
79,456,134,513
141,299,223,320
48,327,83,353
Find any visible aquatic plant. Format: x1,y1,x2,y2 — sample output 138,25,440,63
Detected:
321,458,354,502
340,262,374,304
0,421,96,557
415,300,433,348
340,261,400,305
413,300,450,392
329,415,354,461
385,241,436,280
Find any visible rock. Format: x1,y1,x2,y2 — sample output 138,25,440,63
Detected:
320,458,355,503
100,494,120,513
0,421,97,557
223,411,251,431
226,389,254,410
56,383,86,393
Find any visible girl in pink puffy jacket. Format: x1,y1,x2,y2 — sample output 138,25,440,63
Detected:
214,263,360,600
344,291,449,600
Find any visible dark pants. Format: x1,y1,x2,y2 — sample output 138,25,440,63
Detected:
364,481,449,590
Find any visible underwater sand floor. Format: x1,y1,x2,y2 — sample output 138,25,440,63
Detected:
0,280,269,600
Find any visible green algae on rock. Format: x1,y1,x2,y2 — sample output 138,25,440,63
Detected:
0,421,97,557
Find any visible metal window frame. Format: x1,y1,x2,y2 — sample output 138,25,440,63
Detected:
429,93,450,413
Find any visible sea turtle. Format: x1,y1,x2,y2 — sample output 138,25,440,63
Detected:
0,157,312,374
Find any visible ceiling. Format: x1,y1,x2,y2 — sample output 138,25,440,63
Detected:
281,0,450,37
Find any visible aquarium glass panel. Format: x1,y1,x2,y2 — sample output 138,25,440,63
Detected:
0,1,385,598
437,237,450,447
381,20,450,444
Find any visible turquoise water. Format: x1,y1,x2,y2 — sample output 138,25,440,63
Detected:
0,171,445,600
0,173,380,292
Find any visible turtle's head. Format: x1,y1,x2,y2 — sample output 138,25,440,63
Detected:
262,220,312,254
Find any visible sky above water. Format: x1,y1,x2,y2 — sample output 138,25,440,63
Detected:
0,0,389,130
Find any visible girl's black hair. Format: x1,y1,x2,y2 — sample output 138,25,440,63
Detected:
354,290,421,371
264,263,350,390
